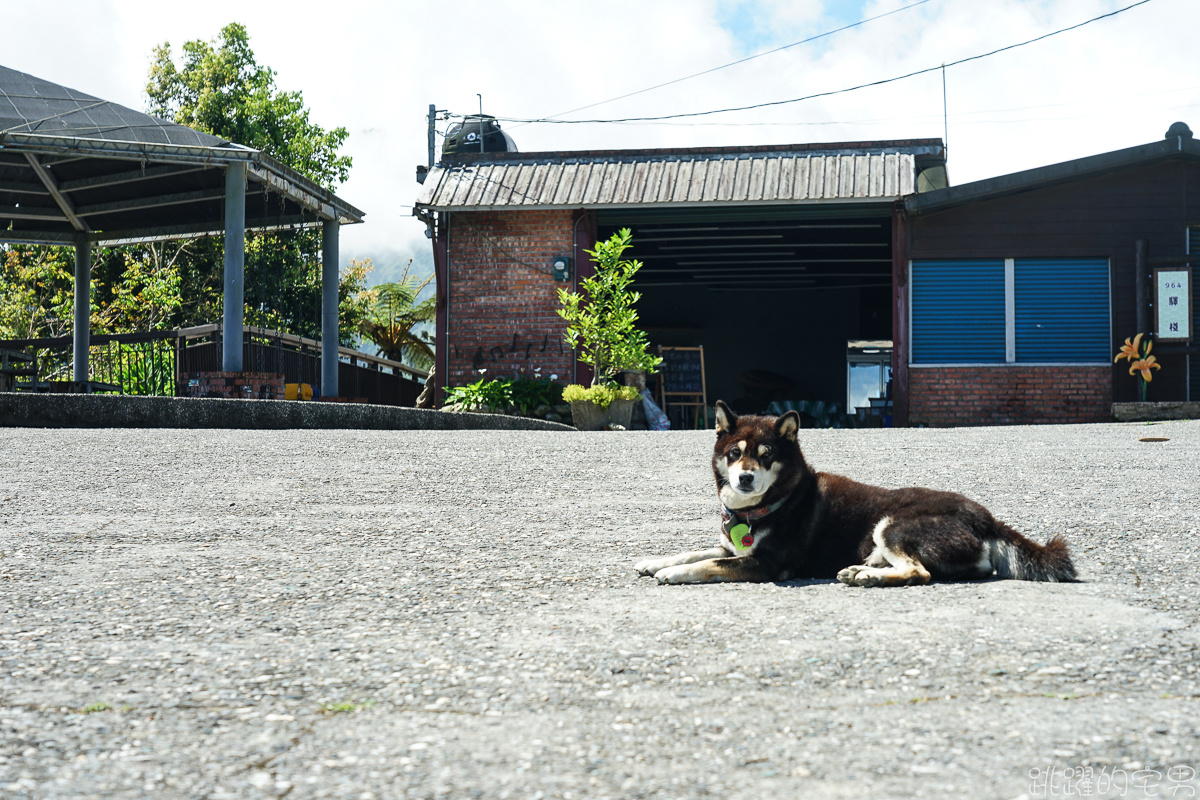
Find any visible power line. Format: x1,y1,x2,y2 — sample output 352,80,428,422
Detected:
519,0,932,126
489,0,1156,126
502,82,1200,130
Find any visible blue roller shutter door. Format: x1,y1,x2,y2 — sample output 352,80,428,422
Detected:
911,260,1006,363
1014,258,1110,363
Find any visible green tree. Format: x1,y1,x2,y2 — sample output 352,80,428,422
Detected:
0,246,78,341
92,244,184,333
358,261,436,370
0,245,87,381
146,22,350,190
557,229,661,386
141,22,363,343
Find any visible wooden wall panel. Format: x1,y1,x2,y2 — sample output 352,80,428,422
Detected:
907,159,1199,403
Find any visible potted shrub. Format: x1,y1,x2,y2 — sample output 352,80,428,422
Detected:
557,228,662,430
562,383,639,430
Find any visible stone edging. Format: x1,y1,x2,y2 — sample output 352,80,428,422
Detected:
0,392,575,431
1111,401,1200,422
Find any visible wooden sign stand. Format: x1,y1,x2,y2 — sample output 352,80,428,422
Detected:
657,345,708,429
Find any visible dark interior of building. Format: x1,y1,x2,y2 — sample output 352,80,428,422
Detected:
596,207,893,425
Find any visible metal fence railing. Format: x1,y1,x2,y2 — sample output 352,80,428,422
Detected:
0,324,428,406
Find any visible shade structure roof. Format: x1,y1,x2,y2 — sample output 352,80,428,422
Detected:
0,64,363,246
416,139,945,212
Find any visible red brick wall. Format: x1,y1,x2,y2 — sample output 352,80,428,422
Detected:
907,366,1111,427
446,210,576,386
182,372,283,400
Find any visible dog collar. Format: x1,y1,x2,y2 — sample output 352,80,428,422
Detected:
721,495,791,552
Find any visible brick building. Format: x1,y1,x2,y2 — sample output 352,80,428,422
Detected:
414,127,1199,426
415,139,946,415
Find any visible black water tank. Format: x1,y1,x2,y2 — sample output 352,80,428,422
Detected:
441,115,518,157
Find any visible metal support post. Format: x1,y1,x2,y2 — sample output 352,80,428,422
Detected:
72,232,91,382
321,218,340,398
223,162,247,372
1135,239,1149,334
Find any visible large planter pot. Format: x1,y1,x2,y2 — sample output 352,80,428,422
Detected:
570,398,637,431
621,370,647,391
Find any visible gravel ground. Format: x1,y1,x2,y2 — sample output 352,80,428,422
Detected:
1,420,1198,799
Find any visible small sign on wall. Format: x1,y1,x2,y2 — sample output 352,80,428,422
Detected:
1154,268,1192,342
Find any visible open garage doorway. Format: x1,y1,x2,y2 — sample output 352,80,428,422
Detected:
597,207,894,427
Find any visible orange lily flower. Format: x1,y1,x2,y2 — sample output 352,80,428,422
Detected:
1114,333,1143,363
1129,355,1161,382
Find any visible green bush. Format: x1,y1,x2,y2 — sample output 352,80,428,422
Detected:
507,376,563,414
444,375,563,415
561,383,638,409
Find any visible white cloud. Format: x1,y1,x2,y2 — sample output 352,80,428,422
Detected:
4,0,1197,268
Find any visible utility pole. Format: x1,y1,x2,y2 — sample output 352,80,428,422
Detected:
427,104,436,168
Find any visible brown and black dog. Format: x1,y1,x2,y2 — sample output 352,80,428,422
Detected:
635,400,1076,586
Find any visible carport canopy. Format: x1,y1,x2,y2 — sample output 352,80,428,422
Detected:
0,64,364,394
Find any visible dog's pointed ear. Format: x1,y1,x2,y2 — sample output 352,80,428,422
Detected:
776,410,800,442
715,400,737,435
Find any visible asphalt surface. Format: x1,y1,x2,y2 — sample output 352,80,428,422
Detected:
2,420,1199,799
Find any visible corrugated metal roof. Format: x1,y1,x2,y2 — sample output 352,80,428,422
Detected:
417,146,926,211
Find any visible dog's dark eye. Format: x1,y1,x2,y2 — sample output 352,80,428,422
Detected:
761,447,773,458
728,447,741,460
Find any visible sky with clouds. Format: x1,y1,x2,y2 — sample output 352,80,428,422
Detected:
4,0,1198,278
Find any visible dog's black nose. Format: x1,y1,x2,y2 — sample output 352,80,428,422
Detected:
738,473,755,489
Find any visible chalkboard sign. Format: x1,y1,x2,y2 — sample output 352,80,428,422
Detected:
656,346,708,429
660,346,704,394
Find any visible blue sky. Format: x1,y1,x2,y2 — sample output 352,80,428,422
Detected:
716,0,883,54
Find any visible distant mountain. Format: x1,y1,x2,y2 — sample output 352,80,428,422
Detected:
362,246,434,292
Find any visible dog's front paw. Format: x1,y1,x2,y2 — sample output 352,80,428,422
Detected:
837,565,884,587
654,564,702,585
837,565,870,585
634,557,669,577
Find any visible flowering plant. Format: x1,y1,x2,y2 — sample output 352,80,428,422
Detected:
1113,333,1160,401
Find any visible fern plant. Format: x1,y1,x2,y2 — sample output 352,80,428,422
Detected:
358,261,435,370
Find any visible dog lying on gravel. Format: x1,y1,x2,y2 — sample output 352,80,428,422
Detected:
635,400,1076,586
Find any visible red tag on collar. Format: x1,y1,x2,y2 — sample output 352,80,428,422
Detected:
740,505,774,522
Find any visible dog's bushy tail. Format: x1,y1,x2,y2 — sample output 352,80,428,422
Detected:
989,526,1077,582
